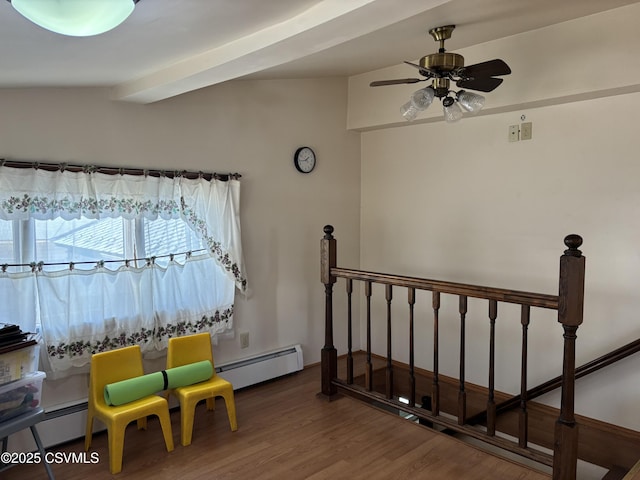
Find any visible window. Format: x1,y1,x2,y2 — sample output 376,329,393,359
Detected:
0,164,246,378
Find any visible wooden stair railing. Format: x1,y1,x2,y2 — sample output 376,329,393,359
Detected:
466,337,640,426
357,353,640,474
320,225,586,480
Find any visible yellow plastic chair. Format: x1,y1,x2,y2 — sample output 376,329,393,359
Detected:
85,345,174,474
166,332,238,446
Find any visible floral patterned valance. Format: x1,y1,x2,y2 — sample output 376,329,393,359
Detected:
0,165,247,291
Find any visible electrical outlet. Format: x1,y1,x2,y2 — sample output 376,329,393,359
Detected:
240,332,249,349
509,125,519,142
521,122,532,140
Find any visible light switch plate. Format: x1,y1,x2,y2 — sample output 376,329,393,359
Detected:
509,125,519,142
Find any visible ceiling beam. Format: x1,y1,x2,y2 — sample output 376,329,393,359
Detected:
111,0,450,103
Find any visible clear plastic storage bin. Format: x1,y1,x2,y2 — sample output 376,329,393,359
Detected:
0,344,40,386
0,371,46,422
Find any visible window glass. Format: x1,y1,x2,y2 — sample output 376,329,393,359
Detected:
0,216,206,272
0,220,13,266
142,217,206,267
36,217,126,269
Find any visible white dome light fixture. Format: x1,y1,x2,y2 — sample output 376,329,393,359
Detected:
8,0,139,37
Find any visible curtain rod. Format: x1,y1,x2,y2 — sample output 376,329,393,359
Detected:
1,249,207,273
0,159,241,181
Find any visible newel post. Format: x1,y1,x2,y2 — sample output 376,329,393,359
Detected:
553,234,585,480
320,225,338,398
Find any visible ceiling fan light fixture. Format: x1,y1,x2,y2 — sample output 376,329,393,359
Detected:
9,0,138,37
457,90,485,114
412,86,435,109
442,97,464,123
370,25,512,124
400,101,420,122
400,86,435,121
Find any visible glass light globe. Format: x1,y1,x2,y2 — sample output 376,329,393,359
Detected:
457,90,485,114
412,87,435,110
442,100,464,123
399,87,435,121
11,0,136,37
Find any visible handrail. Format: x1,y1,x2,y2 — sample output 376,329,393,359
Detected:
320,225,586,480
467,337,640,424
331,267,559,309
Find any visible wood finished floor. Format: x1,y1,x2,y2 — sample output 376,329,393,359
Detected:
2,364,550,479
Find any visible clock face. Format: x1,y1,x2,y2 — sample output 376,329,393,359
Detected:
294,147,316,173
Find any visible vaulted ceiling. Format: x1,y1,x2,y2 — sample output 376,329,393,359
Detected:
1,0,638,103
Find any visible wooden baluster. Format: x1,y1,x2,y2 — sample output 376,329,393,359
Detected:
487,299,497,436
386,284,393,399
553,235,585,480
365,280,373,391
519,305,530,448
432,291,440,416
458,295,468,425
408,287,416,407
346,279,354,385
320,225,337,398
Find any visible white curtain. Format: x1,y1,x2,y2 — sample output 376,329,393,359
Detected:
0,166,246,377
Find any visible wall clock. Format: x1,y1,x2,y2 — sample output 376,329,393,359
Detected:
294,146,316,173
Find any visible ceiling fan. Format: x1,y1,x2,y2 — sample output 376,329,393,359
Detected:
370,25,511,122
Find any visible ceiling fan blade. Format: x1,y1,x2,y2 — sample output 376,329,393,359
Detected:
370,78,425,87
456,77,503,92
404,61,434,78
461,59,511,78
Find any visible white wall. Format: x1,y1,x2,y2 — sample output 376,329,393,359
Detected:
0,78,361,410
350,4,640,429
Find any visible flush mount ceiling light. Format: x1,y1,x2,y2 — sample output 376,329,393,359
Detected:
370,25,511,123
8,0,139,37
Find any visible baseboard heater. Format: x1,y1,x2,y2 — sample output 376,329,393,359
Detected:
8,344,303,452
216,344,304,390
